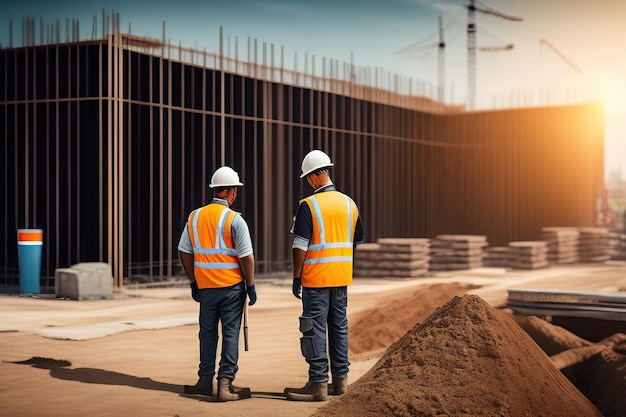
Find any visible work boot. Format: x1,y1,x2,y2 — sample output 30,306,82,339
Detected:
183,376,213,396
283,381,313,395
328,376,348,396
230,381,252,399
286,381,328,402
217,377,251,401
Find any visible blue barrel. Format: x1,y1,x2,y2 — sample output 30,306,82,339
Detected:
17,229,43,294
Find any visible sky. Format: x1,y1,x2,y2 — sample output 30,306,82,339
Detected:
3,0,626,180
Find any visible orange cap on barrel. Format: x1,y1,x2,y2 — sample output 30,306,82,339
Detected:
18,229,43,244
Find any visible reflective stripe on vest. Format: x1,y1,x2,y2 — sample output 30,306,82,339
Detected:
302,191,357,288
188,204,242,288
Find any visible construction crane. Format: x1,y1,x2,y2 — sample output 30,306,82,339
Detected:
539,38,584,75
437,15,446,103
466,0,522,110
478,26,514,52
479,44,513,52
393,15,452,103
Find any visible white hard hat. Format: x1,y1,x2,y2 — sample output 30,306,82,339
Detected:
209,166,244,188
300,150,334,178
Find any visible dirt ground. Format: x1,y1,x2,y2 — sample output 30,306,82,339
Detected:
1,263,626,417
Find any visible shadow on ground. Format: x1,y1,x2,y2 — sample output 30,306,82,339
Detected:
12,356,181,394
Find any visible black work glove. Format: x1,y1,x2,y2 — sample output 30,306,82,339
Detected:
190,281,200,302
247,284,257,306
292,277,302,299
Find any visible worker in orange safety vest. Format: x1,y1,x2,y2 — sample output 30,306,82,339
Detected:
284,150,364,401
178,166,256,401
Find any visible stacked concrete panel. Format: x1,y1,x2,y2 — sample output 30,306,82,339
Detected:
508,241,549,270
577,227,612,262
353,238,431,278
483,246,512,268
541,227,580,264
619,232,626,260
610,231,626,260
428,235,487,271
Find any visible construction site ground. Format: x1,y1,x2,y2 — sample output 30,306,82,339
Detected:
1,262,625,417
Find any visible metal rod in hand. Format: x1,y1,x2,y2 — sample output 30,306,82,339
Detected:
243,301,249,351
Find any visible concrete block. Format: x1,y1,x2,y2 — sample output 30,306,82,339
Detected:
55,262,114,300
55,268,82,300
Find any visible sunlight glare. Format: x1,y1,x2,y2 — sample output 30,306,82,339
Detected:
598,78,626,117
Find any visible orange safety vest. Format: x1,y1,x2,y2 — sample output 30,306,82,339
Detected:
301,190,359,288
187,203,243,288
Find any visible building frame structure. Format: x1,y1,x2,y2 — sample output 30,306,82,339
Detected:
1,30,605,287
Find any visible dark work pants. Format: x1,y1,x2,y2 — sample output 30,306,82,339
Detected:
301,286,350,382
197,281,245,381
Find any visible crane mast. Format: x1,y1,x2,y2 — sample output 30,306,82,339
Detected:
438,15,446,103
467,2,477,109
393,16,449,104
466,0,522,110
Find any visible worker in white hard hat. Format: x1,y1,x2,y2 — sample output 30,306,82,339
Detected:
284,150,364,401
178,165,256,401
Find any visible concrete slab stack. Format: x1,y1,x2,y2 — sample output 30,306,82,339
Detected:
353,238,431,278
610,231,626,261
541,227,580,264
508,241,549,270
577,227,612,262
428,235,487,271
483,246,512,268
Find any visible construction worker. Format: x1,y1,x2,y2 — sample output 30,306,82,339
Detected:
284,150,364,401
178,166,256,401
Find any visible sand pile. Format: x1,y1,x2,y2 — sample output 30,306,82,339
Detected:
556,335,626,417
349,283,471,354
574,342,626,417
512,315,592,356
315,294,602,417
513,315,626,417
